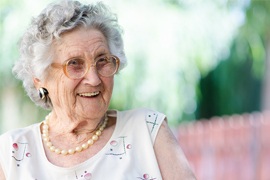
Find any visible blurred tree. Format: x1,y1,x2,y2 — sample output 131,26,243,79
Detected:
110,0,245,125
197,0,270,119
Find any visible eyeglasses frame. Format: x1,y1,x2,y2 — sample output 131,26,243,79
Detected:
51,54,120,80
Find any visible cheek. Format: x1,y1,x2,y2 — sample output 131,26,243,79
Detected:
104,77,114,93
45,71,77,103
103,78,114,101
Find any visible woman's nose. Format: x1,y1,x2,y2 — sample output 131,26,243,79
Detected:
82,66,101,86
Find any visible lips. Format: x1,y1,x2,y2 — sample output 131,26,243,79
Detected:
78,91,100,97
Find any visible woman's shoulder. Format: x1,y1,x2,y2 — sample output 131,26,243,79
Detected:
116,108,166,140
118,107,166,119
0,123,40,142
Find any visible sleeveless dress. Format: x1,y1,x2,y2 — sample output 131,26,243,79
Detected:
0,108,166,180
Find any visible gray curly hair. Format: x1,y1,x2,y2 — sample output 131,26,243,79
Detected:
12,0,127,110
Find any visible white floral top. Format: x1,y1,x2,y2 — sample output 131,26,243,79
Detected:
0,108,165,180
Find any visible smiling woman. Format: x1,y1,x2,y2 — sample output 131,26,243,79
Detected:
0,0,195,179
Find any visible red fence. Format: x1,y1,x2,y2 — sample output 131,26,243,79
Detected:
177,111,270,180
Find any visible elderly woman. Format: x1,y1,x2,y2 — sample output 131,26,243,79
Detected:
0,0,195,179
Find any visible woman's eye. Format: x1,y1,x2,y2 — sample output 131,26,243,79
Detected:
67,59,84,66
100,58,107,63
97,56,107,62
97,57,109,65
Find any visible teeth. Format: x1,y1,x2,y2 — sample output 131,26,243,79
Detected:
78,92,100,97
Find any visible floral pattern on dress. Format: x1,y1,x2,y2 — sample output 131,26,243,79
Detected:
11,142,31,167
146,111,159,134
74,170,92,180
137,173,157,180
105,136,132,160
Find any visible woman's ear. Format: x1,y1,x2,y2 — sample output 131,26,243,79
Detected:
33,78,41,89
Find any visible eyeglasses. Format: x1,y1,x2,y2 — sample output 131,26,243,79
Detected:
51,55,120,79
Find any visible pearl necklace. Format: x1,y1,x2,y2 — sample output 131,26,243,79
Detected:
41,113,108,155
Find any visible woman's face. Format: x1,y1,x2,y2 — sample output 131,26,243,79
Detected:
44,28,114,119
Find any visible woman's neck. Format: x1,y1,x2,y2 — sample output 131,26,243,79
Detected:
48,111,104,139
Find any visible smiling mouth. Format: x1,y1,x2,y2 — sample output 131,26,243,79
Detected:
78,91,100,97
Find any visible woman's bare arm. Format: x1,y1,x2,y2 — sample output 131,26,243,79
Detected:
154,119,196,180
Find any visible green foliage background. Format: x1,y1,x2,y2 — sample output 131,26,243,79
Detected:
197,0,269,119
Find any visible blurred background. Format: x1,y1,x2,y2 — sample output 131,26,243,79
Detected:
0,0,269,179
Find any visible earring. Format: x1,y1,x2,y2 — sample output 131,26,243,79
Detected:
39,87,48,100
